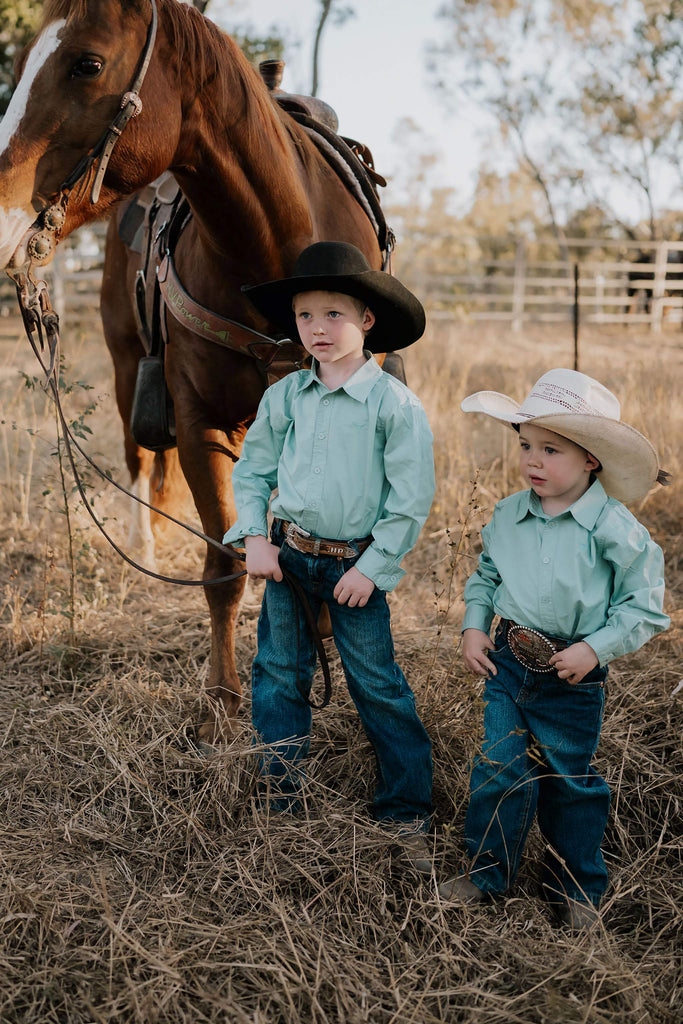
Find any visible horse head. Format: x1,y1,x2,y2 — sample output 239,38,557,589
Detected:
0,0,175,274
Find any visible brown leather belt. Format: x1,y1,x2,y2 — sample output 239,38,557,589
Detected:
500,618,570,673
278,519,372,559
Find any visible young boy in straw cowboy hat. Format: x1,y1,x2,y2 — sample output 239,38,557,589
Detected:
223,241,435,871
439,368,669,929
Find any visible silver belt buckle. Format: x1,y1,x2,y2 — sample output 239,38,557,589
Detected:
284,521,310,549
507,624,558,673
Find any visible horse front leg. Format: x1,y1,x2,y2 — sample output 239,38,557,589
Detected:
202,556,247,742
175,423,248,743
125,446,158,568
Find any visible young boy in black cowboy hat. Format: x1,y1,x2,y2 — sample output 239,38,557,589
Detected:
439,369,669,928
224,241,435,871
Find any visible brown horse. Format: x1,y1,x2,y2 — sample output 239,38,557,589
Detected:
0,0,384,741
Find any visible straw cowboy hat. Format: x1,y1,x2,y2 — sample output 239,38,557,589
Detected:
461,368,667,503
242,241,426,352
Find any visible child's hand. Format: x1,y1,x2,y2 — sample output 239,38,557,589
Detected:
549,641,599,684
333,566,375,607
244,535,283,582
462,628,497,676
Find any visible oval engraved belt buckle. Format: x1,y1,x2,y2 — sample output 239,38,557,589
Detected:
507,625,558,673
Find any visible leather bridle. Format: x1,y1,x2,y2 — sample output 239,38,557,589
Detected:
15,0,158,275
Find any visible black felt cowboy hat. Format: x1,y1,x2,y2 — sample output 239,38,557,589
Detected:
242,241,426,352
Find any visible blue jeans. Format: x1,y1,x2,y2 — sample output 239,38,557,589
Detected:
251,521,433,825
464,626,609,906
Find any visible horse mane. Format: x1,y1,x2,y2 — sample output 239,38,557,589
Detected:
163,3,288,142
42,0,142,25
160,1,294,168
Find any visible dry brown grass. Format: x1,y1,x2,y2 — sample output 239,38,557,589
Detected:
0,319,681,1023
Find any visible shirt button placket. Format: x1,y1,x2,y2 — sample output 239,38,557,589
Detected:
304,395,332,530
538,523,555,630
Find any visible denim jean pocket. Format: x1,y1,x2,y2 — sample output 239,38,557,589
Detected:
492,624,510,655
566,664,608,689
493,622,506,650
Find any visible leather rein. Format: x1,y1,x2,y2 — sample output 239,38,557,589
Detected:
13,300,332,709
7,0,332,709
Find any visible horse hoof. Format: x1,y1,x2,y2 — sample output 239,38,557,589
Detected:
197,713,239,747
191,738,220,758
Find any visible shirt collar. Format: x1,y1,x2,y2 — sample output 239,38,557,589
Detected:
567,478,610,528
516,489,539,522
517,478,609,529
298,352,382,402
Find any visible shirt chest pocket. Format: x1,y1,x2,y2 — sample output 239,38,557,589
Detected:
343,415,384,444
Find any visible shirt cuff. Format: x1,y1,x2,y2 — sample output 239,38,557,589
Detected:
462,605,495,635
223,511,270,547
581,627,619,667
355,545,405,592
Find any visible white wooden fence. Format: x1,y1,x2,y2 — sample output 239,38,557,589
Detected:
421,238,683,333
2,234,682,337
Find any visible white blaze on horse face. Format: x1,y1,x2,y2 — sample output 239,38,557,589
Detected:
0,20,66,270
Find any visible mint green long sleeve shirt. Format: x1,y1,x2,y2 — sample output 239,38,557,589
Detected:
223,355,435,592
462,481,669,666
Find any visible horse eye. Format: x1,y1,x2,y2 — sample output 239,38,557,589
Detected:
70,57,104,79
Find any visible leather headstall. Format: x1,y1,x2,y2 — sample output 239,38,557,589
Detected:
15,0,159,280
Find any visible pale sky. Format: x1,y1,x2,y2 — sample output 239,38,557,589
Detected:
207,0,675,226
209,0,486,212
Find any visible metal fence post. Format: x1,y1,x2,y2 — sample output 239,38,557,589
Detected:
511,240,526,332
573,263,580,370
651,241,667,334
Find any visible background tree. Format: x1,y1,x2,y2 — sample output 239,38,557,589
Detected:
0,0,42,116
231,30,285,67
209,0,288,69
311,0,354,96
569,1,683,239
428,0,683,241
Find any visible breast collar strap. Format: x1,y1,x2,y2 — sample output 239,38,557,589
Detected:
155,199,306,372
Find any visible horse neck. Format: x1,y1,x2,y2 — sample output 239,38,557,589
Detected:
165,10,313,280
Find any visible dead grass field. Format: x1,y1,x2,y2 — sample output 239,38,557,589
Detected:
0,317,681,1023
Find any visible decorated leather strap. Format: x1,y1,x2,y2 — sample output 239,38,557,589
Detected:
157,252,306,380
280,520,372,559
